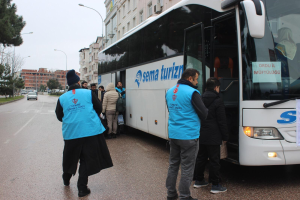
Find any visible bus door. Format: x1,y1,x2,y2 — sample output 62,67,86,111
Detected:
183,23,206,94
116,70,126,88
211,13,239,163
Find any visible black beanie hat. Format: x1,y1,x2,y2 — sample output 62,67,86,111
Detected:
67,70,80,86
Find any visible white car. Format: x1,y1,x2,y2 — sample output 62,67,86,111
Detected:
27,92,38,100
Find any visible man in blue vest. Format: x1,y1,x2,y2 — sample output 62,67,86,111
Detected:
116,81,125,98
55,70,113,197
165,68,208,200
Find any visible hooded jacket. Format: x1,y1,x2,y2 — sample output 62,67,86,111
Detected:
199,90,229,145
102,83,119,113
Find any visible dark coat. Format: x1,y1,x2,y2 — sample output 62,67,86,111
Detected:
55,84,113,176
199,90,229,145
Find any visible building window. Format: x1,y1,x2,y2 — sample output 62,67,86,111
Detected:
133,17,136,27
122,27,125,36
128,0,130,12
140,10,143,23
118,10,121,23
118,30,120,39
148,2,152,17
133,0,136,9
123,4,125,17
127,22,130,32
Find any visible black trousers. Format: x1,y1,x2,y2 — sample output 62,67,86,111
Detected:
63,150,88,190
193,144,221,185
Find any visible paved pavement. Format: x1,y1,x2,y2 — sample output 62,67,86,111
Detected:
0,94,300,199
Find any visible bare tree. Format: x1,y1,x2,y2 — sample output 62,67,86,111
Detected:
0,45,25,72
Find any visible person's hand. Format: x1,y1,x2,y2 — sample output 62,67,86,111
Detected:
222,141,227,144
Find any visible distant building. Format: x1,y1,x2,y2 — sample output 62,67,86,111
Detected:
104,0,182,42
79,37,105,87
19,68,80,90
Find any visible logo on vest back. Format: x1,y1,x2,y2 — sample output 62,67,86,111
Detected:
72,98,78,104
172,95,177,101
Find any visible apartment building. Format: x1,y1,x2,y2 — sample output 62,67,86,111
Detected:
104,0,118,46
79,37,105,86
104,0,181,42
79,48,89,81
20,68,80,90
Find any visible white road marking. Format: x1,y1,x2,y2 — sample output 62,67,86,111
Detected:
136,143,148,151
40,113,52,115
48,110,54,113
22,111,29,113
4,139,10,144
14,116,35,136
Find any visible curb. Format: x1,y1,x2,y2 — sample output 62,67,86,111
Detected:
0,96,25,106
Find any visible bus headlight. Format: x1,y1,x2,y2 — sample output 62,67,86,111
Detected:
243,127,284,140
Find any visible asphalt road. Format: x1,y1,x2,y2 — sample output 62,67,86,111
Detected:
0,94,300,200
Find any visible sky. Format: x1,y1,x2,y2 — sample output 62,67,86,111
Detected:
11,0,106,73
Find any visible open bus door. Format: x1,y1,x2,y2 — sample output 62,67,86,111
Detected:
183,23,206,94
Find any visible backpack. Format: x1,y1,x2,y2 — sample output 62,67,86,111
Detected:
116,92,126,112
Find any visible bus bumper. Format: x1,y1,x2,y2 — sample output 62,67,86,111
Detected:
280,141,300,165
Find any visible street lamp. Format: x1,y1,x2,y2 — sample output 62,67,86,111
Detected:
12,32,33,97
78,4,105,50
54,49,67,92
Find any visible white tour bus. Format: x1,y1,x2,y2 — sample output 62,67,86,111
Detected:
98,0,300,166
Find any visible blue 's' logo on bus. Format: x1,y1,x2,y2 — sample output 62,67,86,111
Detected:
135,63,184,87
135,70,142,88
277,111,296,124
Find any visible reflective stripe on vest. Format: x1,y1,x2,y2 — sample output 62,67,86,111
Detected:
59,89,105,140
166,84,201,140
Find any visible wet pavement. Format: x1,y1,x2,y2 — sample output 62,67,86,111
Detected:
0,95,300,199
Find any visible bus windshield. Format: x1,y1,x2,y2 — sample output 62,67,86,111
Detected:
242,0,300,100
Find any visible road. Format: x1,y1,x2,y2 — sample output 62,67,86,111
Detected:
0,94,300,199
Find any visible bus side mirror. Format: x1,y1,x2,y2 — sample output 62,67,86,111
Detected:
242,0,265,38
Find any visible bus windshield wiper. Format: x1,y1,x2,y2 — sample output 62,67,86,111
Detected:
263,97,300,108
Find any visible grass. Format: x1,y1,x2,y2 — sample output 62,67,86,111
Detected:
0,95,24,103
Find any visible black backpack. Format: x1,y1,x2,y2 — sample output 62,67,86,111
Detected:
116,92,126,112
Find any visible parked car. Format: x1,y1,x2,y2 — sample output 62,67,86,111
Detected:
27,92,38,100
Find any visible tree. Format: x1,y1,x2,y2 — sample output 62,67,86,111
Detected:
14,77,24,89
0,0,26,47
40,84,46,92
47,79,60,90
0,63,13,97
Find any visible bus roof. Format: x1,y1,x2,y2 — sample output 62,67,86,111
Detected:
99,0,233,54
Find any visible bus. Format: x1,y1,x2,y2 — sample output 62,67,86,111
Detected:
98,0,300,166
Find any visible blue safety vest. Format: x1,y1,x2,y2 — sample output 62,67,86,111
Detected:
59,89,105,140
166,84,201,140
116,87,125,98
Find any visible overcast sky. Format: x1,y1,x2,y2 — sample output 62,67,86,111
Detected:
11,0,106,73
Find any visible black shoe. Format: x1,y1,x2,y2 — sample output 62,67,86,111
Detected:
180,197,198,200
78,188,91,197
112,134,117,138
167,193,178,200
210,184,227,194
107,134,112,139
193,180,209,188
62,175,70,186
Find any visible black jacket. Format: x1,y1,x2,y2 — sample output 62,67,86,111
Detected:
55,84,113,176
199,90,229,145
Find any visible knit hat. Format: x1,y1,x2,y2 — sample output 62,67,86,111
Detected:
66,69,80,86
